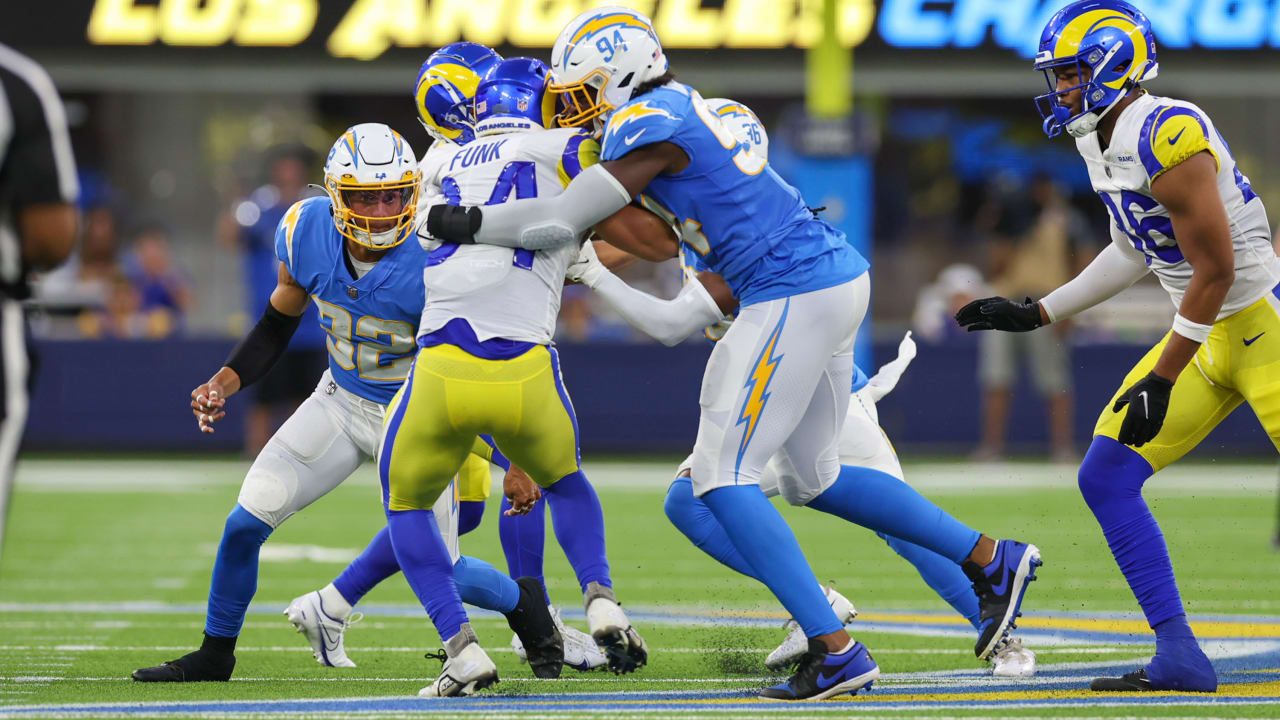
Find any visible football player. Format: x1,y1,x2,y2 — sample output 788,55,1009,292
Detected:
424,7,1042,700
576,96,1037,678
131,123,561,686
289,44,607,675
956,0,1280,693
382,57,653,695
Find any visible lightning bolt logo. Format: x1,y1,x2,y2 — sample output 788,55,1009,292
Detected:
735,299,789,477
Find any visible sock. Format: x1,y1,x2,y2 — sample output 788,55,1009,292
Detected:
544,469,611,592
332,526,400,607
200,632,237,655
702,485,839,638
879,532,980,629
807,465,981,564
499,495,548,601
454,555,521,614
663,477,761,580
458,500,486,536
1078,436,1185,628
386,509,468,643
317,583,354,620
204,504,274,638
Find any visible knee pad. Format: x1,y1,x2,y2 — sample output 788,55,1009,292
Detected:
1078,436,1152,508
236,451,301,529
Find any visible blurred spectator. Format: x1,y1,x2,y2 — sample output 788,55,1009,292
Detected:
972,173,1089,463
123,223,192,337
77,271,144,338
912,263,988,342
36,205,119,310
221,145,326,455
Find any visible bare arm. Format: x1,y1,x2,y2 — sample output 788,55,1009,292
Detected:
19,203,77,270
591,205,679,262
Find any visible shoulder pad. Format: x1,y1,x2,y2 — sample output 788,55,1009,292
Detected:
274,196,330,280
601,93,685,161
1138,104,1219,181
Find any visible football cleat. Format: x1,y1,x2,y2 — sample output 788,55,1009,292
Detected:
964,539,1042,661
766,583,858,671
503,577,563,679
131,647,235,682
585,583,647,674
1094,639,1217,692
759,638,879,701
513,605,609,671
419,624,499,698
1091,667,1155,692
990,637,1037,677
284,591,361,668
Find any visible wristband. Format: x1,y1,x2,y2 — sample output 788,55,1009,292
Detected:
1171,313,1212,344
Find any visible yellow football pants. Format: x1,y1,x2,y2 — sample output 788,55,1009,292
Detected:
457,453,492,502
383,343,580,512
1094,290,1280,471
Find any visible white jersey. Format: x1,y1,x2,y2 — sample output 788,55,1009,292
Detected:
417,127,599,344
415,140,459,219
1078,93,1279,320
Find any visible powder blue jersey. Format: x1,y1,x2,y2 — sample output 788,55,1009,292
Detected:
274,196,426,405
600,83,868,306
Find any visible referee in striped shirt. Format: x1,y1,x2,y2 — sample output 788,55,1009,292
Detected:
0,43,78,559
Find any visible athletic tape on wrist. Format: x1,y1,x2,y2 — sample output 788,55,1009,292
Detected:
1171,313,1212,344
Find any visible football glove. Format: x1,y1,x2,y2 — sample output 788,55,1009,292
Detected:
426,204,481,243
954,296,1043,332
1112,371,1174,447
566,241,608,289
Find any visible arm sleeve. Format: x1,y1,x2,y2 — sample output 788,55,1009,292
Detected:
0,59,78,208
224,302,303,389
590,270,725,346
1039,243,1150,323
472,164,632,249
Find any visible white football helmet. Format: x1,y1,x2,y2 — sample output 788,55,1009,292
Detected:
705,98,768,160
549,6,668,133
322,123,420,250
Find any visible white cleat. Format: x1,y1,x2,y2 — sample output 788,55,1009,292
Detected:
284,591,361,668
584,583,647,675
419,624,498,698
766,583,858,671
512,606,608,671
991,637,1036,677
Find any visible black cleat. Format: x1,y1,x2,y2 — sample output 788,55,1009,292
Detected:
505,577,563,679
132,648,235,682
1091,667,1155,692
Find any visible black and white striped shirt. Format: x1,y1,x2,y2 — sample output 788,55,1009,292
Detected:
0,43,77,299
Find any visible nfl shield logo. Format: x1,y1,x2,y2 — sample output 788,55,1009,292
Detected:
517,97,529,112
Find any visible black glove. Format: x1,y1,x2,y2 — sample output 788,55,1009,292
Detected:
426,205,482,243
954,296,1044,332
1112,371,1174,447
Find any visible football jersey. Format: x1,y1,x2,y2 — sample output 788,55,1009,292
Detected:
1077,93,1279,319
417,127,599,345
414,139,459,229
275,196,427,405
600,82,868,306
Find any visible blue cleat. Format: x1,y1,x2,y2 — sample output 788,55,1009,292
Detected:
1093,638,1217,692
759,638,879,701
964,539,1042,661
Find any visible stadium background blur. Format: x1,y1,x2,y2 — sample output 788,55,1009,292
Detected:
4,0,1280,457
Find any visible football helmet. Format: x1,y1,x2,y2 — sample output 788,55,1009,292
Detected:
548,6,669,132
415,42,503,145
474,57,557,137
1033,0,1158,138
322,123,420,250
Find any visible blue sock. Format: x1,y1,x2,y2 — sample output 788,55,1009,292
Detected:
386,509,468,642
459,500,485,536
544,470,611,592
332,526,400,607
878,532,980,629
499,495,548,602
1078,436,1186,628
454,555,520,614
702,485,839,638
664,477,761,580
205,504,274,638
807,465,980,564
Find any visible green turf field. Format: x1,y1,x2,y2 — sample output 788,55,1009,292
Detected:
2,456,1279,718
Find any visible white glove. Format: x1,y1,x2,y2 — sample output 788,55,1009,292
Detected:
865,331,918,403
566,240,609,289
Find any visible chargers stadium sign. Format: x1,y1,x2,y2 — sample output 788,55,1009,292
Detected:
82,0,1280,60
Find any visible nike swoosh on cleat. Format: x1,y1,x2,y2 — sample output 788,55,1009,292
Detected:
989,561,1013,597
815,668,846,690
1244,332,1265,346
1168,128,1186,145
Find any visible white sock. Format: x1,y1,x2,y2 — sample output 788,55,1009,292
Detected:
318,583,353,620
835,638,856,654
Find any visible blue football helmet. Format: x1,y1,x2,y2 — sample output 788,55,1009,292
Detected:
1033,0,1158,138
473,57,558,137
415,42,503,145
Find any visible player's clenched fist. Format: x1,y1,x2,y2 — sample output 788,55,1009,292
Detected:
1111,371,1174,447
190,380,228,434
955,296,1045,332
